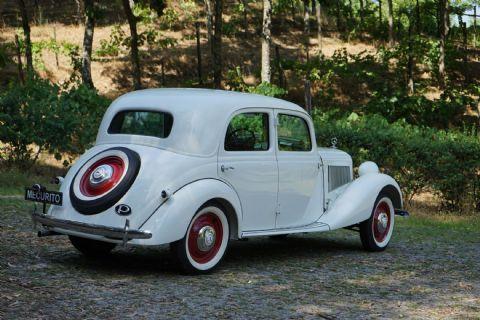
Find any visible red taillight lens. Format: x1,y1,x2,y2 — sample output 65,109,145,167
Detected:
79,156,125,197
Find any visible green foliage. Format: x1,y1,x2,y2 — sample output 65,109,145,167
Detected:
226,66,287,97
96,25,126,57
95,6,177,58
160,7,180,29
15,31,81,80
314,112,480,210
365,88,475,129
0,77,110,167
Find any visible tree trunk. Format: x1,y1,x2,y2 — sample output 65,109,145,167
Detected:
316,0,322,56
204,0,214,56
438,0,449,89
261,0,272,83
290,0,297,24
336,0,341,31
81,0,95,89
387,0,394,46
378,0,382,26
359,0,364,27
474,6,477,48
240,0,248,36
195,22,203,85
274,45,286,89
407,16,414,94
462,21,469,84
18,0,33,75
303,0,312,113
303,0,310,61
415,0,421,33
14,35,25,84
213,0,223,89
122,0,142,90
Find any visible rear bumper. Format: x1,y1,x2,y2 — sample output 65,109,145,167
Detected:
32,212,152,240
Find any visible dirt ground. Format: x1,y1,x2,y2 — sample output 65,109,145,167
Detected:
0,198,479,319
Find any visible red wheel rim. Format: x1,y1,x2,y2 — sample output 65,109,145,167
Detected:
188,212,223,264
372,201,391,243
79,156,125,197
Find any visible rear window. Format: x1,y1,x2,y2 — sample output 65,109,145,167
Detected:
108,111,173,138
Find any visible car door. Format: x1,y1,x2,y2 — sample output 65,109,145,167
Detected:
275,110,323,228
218,109,278,231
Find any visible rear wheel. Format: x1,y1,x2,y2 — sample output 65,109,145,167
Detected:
69,235,116,257
170,204,229,274
359,194,395,251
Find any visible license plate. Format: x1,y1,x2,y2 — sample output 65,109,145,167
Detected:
25,188,63,206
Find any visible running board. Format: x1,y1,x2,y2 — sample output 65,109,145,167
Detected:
241,221,330,238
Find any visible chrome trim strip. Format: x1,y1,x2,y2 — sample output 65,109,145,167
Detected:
32,212,152,240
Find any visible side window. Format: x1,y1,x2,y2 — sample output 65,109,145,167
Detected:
277,114,312,152
225,113,269,151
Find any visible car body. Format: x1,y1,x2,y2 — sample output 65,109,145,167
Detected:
30,88,405,273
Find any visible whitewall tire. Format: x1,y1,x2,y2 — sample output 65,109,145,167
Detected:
360,195,395,251
171,204,229,274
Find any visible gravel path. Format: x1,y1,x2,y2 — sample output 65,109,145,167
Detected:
1,200,479,319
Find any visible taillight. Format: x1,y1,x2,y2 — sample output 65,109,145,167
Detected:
79,156,125,197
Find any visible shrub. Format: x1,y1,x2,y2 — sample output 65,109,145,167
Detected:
314,112,480,210
225,67,287,98
0,78,110,167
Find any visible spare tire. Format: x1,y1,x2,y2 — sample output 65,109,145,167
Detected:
70,147,141,215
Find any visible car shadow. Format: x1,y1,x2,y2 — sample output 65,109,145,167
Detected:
47,233,363,275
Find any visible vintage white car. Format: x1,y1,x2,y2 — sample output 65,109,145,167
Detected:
28,89,407,274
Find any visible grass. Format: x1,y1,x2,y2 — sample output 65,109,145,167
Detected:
0,165,64,196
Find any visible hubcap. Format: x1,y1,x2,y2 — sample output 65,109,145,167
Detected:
372,201,391,243
376,212,388,233
79,156,125,197
197,226,216,251
187,212,223,264
90,164,114,184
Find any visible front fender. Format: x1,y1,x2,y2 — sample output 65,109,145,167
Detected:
319,173,402,230
130,179,242,246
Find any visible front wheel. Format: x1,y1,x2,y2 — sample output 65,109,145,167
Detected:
359,195,395,251
170,204,230,274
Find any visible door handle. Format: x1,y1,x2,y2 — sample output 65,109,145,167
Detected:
221,165,234,172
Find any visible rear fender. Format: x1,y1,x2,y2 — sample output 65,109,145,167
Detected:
130,179,242,246
319,173,402,230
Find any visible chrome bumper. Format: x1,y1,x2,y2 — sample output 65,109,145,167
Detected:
32,212,152,240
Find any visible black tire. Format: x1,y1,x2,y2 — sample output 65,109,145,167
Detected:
70,147,141,215
360,193,395,252
69,235,116,258
170,203,230,274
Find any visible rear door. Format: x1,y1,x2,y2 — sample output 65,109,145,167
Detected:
275,110,322,228
218,109,278,231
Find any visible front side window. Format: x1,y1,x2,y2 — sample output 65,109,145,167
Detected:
277,114,312,151
108,111,173,138
225,112,269,151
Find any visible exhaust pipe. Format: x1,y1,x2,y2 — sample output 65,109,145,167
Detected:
37,230,62,237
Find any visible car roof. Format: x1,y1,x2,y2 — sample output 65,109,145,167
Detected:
114,88,306,113
96,88,308,157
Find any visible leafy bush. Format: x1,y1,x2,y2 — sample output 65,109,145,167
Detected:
365,88,474,129
0,78,110,167
226,66,287,97
314,112,480,211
